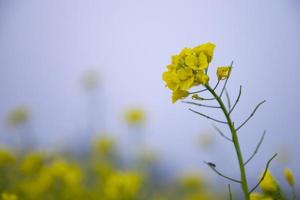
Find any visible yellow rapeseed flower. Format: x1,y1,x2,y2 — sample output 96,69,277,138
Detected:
179,173,203,189
1,193,18,200
283,168,295,187
124,108,146,125
216,66,231,80
0,149,15,166
104,171,142,200
196,71,209,85
7,106,29,127
20,152,44,173
193,42,216,62
93,136,115,155
259,170,278,193
250,192,272,200
162,42,216,103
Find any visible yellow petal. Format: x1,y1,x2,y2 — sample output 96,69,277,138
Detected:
179,77,194,90
194,42,216,62
172,90,189,103
198,52,209,70
196,72,209,85
185,54,198,67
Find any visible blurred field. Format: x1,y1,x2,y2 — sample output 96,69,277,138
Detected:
1,1,300,199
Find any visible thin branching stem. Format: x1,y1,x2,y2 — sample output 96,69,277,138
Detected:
213,80,220,91
212,124,232,142
229,86,242,115
182,101,221,109
206,84,250,200
189,88,207,94
189,108,227,124
204,161,241,183
292,186,296,200
244,131,266,166
199,97,216,100
225,89,231,110
248,153,278,194
228,184,233,200
236,100,266,131
189,80,220,94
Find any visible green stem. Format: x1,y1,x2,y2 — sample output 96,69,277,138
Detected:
206,84,250,200
292,186,296,200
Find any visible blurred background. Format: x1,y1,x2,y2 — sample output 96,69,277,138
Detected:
0,0,300,199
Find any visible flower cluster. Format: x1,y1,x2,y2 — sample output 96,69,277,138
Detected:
250,169,296,200
0,141,217,200
162,43,214,103
162,42,232,103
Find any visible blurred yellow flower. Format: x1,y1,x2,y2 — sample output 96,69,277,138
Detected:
81,70,100,90
216,66,231,80
184,194,215,200
137,148,158,166
162,42,215,103
94,163,114,178
48,160,82,188
7,106,29,127
198,132,215,149
20,152,44,174
1,193,18,200
0,149,15,166
250,192,272,200
283,168,295,187
259,170,278,193
124,108,146,125
19,159,83,200
93,135,116,155
178,172,204,189
104,171,142,200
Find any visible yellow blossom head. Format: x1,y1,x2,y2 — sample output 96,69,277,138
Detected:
7,106,29,127
104,171,142,200
216,66,231,80
250,192,272,200
124,108,146,125
283,168,295,187
162,42,216,103
259,170,278,193
93,135,116,155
